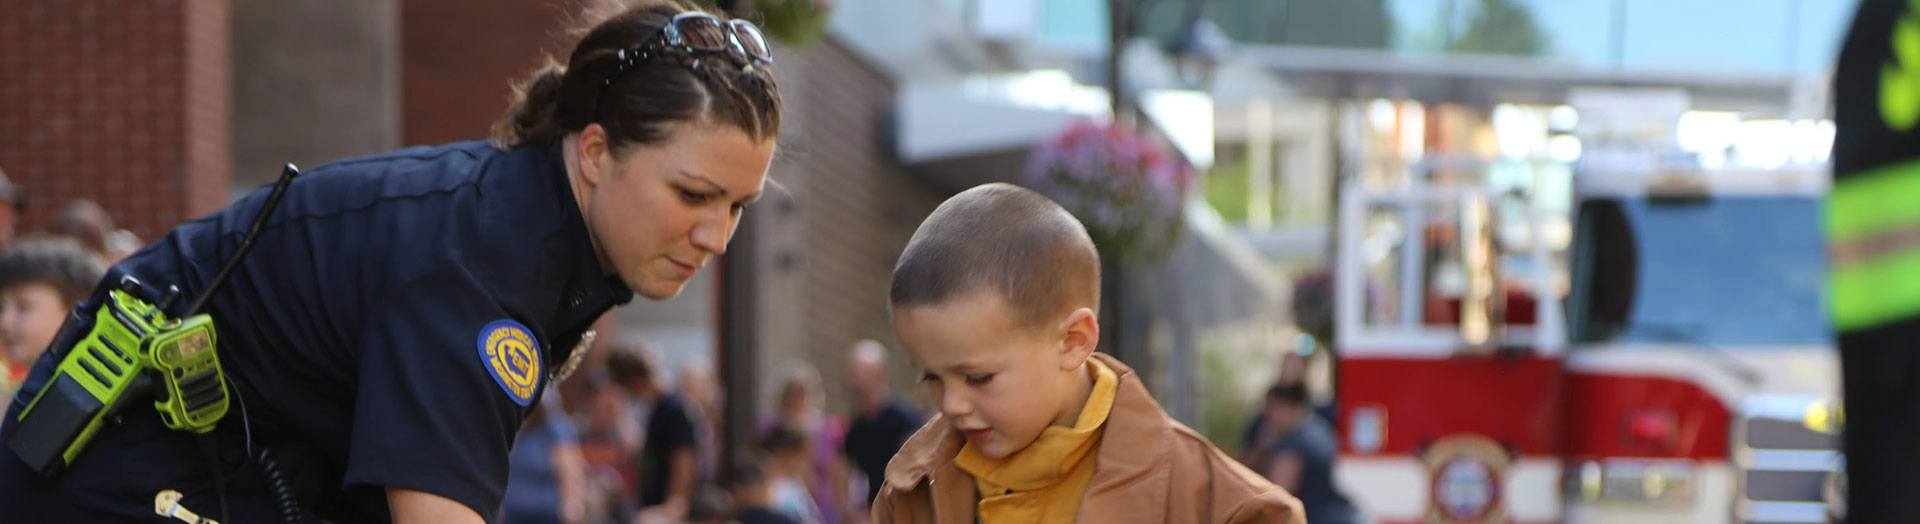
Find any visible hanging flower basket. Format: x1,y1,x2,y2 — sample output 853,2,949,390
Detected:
751,0,833,47
1025,120,1196,262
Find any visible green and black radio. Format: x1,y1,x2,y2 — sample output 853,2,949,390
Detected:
5,165,300,477
4,277,230,474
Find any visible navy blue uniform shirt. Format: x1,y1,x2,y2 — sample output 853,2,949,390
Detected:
5,140,631,522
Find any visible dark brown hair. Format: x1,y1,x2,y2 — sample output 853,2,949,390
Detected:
889,183,1101,329
491,1,782,152
1266,381,1309,405
50,200,114,258
758,424,810,456
604,342,658,385
0,236,107,305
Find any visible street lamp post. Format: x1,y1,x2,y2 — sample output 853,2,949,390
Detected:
1109,0,1136,124
1165,14,1231,91
1111,0,1227,117
1101,0,1228,371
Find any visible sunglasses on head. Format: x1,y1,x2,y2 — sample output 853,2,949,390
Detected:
593,12,772,120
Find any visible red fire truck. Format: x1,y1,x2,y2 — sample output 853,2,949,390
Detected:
1331,167,1839,524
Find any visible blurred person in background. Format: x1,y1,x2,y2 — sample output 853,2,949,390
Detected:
0,167,26,372
684,487,736,524
729,461,800,524
0,1,781,521
576,374,643,521
0,168,25,250
1256,382,1358,524
762,425,826,524
50,199,137,265
760,364,848,524
840,339,920,520
504,393,593,524
1240,333,1333,465
1832,0,1920,520
680,361,723,487
0,237,107,403
609,343,703,522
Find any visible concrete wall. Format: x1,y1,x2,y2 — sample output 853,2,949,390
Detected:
231,0,400,190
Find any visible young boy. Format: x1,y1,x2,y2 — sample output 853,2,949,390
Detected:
0,237,107,399
875,183,1305,524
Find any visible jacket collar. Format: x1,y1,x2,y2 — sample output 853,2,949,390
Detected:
1076,354,1172,523
884,353,1173,522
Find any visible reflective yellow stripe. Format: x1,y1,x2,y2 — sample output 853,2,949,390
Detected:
1831,158,1920,329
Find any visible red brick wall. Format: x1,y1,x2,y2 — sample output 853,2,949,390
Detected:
183,0,232,220
0,0,232,241
401,0,594,146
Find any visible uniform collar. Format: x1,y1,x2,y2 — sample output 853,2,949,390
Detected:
544,145,635,312
530,145,632,374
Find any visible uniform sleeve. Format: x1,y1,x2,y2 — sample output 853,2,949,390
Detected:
342,267,540,523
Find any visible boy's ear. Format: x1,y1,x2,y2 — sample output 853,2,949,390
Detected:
1056,307,1100,371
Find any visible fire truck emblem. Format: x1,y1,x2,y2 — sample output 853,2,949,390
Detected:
1422,434,1512,524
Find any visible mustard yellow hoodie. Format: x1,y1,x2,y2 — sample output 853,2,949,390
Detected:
954,357,1119,524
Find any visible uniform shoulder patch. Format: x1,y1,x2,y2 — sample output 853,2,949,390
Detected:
477,319,541,406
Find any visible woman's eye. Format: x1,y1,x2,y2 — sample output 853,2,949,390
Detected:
677,188,709,203
919,372,941,384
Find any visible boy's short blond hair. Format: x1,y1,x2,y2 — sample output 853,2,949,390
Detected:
889,183,1100,329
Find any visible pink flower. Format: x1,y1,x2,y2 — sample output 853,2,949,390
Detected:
1025,120,1191,260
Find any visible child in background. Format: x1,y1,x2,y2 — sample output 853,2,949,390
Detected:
762,425,825,524
728,462,799,524
0,237,106,400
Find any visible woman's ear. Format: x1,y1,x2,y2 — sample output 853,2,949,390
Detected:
576,123,612,187
1056,307,1100,371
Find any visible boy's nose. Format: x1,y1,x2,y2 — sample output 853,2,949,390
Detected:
938,390,972,418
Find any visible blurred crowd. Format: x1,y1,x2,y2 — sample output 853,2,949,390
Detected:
499,338,924,524
0,166,144,404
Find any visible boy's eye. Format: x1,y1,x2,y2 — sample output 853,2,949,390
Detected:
919,372,941,384
964,374,994,386
678,187,711,204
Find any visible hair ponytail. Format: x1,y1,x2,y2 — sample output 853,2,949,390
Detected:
491,63,571,150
